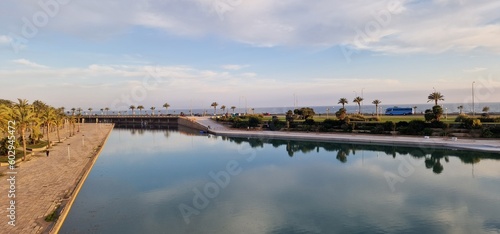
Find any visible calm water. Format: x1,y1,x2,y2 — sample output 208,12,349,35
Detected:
60,128,500,234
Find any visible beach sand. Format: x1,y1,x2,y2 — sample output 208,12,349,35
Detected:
0,123,113,234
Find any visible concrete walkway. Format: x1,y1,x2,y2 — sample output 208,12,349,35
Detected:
0,123,113,234
194,117,500,153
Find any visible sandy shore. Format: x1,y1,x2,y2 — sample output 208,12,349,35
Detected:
193,117,500,153
0,123,113,234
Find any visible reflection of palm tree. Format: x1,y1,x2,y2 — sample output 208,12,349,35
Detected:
336,150,347,163
433,159,443,174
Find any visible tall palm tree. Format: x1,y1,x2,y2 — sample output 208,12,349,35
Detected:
137,105,145,115
105,107,110,115
413,106,418,114
231,106,236,114
163,103,170,115
150,107,156,115
54,108,66,142
71,108,76,115
88,108,93,116
457,105,464,114
211,102,218,115
338,98,348,109
372,99,381,116
76,107,82,115
12,99,35,161
130,105,136,115
41,107,56,149
427,92,445,106
353,96,364,114
220,105,226,114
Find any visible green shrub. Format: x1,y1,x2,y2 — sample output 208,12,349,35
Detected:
371,125,385,134
455,114,469,122
461,118,482,129
248,115,262,127
400,120,426,135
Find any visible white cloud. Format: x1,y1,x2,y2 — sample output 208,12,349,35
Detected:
12,59,48,69
0,35,12,45
463,67,487,73
3,1,499,54
221,64,249,70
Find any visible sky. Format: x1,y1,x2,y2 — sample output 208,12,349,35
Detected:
0,0,499,111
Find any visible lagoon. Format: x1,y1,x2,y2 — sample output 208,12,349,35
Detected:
60,128,500,234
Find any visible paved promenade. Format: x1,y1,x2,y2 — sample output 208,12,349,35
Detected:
1,123,113,234
193,117,500,153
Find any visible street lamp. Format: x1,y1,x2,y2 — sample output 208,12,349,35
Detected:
472,81,475,116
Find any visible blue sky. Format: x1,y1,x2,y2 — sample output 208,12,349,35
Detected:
1,0,499,111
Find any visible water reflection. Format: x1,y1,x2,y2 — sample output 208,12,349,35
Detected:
61,129,500,234
220,137,496,175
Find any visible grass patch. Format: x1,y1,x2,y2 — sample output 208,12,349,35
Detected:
26,141,49,149
45,205,60,222
0,151,25,163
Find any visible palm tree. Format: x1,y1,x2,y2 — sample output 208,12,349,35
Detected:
413,106,418,114
137,105,145,115
12,99,35,161
457,105,464,114
41,107,56,149
164,103,172,115
372,99,381,116
150,107,156,115
99,108,104,115
88,108,93,116
483,106,490,114
427,92,445,106
231,106,236,114
211,102,218,115
71,108,76,115
220,105,226,114
353,96,364,114
338,98,348,108
76,108,82,115
130,105,136,115
105,107,110,115
54,108,66,142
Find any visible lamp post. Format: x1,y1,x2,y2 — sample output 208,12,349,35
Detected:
472,81,475,116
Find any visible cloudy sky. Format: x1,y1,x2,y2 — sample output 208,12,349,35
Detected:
1,0,499,110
